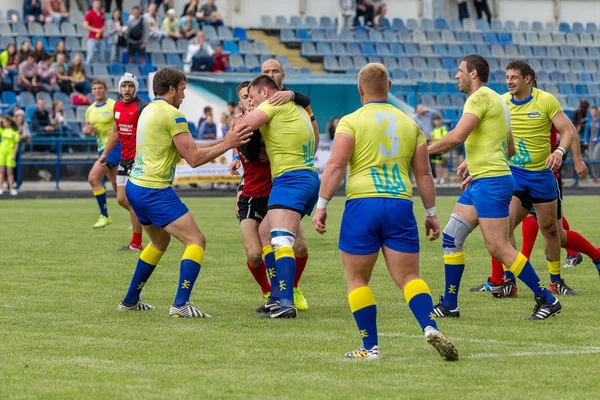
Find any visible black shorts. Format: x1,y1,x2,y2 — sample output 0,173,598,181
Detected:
237,176,244,193
116,158,135,187
237,195,268,223
529,176,563,220
127,43,145,57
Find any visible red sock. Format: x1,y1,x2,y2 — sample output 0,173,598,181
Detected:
521,215,539,259
561,217,578,257
294,253,308,288
565,230,600,261
247,260,271,294
490,257,504,285
131,232,142,246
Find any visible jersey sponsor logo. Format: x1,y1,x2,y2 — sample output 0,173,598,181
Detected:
528,111,541,118
101,111,111,117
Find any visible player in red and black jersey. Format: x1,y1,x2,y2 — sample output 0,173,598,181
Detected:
98,73,147,251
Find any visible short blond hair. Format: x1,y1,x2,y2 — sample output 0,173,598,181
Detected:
358,63,390,97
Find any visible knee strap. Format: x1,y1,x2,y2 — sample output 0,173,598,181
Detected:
442,213,473,255
271,229,295,254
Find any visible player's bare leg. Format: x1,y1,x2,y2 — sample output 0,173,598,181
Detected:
116,185,144,251
89,160,112,229
240,218,271,298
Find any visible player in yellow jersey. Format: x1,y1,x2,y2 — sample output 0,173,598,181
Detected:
117,68,252,317
84,79,121,229
428,54,562,320
241,75,320,319
489,60,577,298
312,63,458,361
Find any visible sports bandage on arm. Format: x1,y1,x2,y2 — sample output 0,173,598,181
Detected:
316,197,330,209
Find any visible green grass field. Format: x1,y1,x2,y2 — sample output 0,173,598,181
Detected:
1,196,600,399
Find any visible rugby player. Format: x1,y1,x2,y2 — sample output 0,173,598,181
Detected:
99,73,147,251
117,68,252,317
83,79,121,229
313,63,458,361
429,55,562,320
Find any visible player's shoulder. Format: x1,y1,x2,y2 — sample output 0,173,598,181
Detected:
501,91,511,103
135,96,149,109
533,87,557,103
106,98,116,107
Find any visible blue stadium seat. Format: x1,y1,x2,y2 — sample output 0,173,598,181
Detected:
36,91,52,106
497,32,511,45
549,70,565,82
369,30,385,43
151,53,166,65
125,65,141,75
11,22,28,36
504,20,517,32
584,60,598,73
392,18,406,31
320,16,333,28
223,40,239,54
462,18,476,31
331,42,346,55
391,68,407,80
561,46,575,59
428,58,442,70
483,32,497,44
339,56,353,71
398,57,412,70
44,23,61,37
141,64,157,77
455,31,470,42
296,28,310,41
279,29,296,43
443,82,459,93
532,21,544,32
420,44,434,56
32,36,52,52
572,22,585,34
355,30,369,42
437,95,451,107
488,83,502,93
300,42,316,57
28,22,45,35
290,16,302,28
433,44,448,56
405,43,419,56
543,59,557,72
476,19,491,31
323,55,341,72
451,94,465,107
312,29,326,41
443,109,459,121
379,18,391,30
589,47,600,58
420,94,435,106
390,43,405,56
416,82,429,93
316,42,332,55
559,83,574,94
442,57,456,70
109,64,125,76
234,65,249,73
0,36,15,49
407,69,420,80
448,44,463,57
547,46,561,58
1,91,17,106
376,43,391,56
559,22,571,33
406,18,419,31
566,71,578,83
245,55,260,70
571,59,585,73
435,18,449,30
299,67,312,74
353,55,368,69
239,40,257,54
53,92,69,105
533,46,547,57
576,47,588,58
429,82,443,93
233,27,248,41
166,53,182,65
346,42,361,55
470,31,484,43
518,21,530,31
449,18,463,31
304,16,318,28
274,15,288,28
536,70,550,82
504,44,519,57
25,106,38,124
368,56,382,64
412,57,426,69
589,85,600,96
463,43,476,54
490,20,503,32
382,56,398,69
586,22,598,34
492,45,504,57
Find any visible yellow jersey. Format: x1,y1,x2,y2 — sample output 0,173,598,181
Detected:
336,101,425,200
0,128,20,152
129,98,190,189
502,88,562,171
256,100,316,178
86,98,116,151
463,85,511,179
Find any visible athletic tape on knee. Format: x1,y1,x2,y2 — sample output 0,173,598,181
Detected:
442,213,473,255
271,229,295,256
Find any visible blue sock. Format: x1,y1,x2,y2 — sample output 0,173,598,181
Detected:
173,245,204,307
405,279,437,331
504,270,516,282
93,188,108,217
348,286,378,350
442,252,465,310
263,245,279,301
511,253,556,305
274,251,295,308
123,245,164,305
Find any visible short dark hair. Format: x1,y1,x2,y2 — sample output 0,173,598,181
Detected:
203,106,212,113
530,68,537,88
236,81,250,95
91,79,107,89
132,5,140,11
505,60,534,81
462,54,489,83
153,67,187,96
248,75,279,93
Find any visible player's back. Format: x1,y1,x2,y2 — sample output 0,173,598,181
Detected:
337,102,425,200
463,86,511,179
86,98,116,151
129,98,190,189
256,101,315,178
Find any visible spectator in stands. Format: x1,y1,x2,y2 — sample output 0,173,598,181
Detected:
199,0,223,27
226,101,236,116
584,106,600,182
44,0,70,24
180,8,200,39
14,109,31,143
106,8,125,64
413,104,441,140
104,0,123,13
0,44,20,77
144,2,165,39
188,31,215,71
198,106,212,127
37,56,60,93
51,100,75,135
0,66,13,94
430,115,448,184
18,54,42,94
52,53,73,94
327,116,340,140
572,100,590,153
338,0,356,33
126,6,149,65
162,8,182,39
473,0,492,23
355,0,374,28
53,40,68,60
83,0,106,65
0,116,21,196
372,0,386,27
233,104,242,116
457,0,470,22
182,0,199,19
19,41,33,62
198,113,217,139
32,98,57,135
70,54,91,94
219,112,229,138
32,40,48,63
210,43,228,72
24,0,45,23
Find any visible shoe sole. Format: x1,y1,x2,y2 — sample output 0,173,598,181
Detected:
344,354,382,360
491,291,518,299
259,309,297,319
426,331,459,362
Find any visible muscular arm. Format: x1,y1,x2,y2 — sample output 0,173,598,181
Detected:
428,113,479,154
507,131,516,159
174,132,233,167
411,143,436,209
242,109,270,131
318,133,353,200
312,119,319,152
292,91,310,108
552,111,576,153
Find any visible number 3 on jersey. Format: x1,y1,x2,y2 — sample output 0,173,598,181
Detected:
370,112,406,195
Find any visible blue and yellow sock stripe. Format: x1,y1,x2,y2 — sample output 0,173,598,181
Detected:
140,244,165,266
348,286,376,313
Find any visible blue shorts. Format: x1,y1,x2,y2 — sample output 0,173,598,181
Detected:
125,181,189,227
339,198,419,255
99,142,121,169
510,166,558,208
268,170,320,217
457,174,514,218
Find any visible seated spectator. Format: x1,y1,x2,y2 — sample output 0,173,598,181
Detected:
51,100,75,135
199,0,223,27
18,54,42,93
179,8,199,39
338,0,356,34
144,2,165,39
32,39,48,63
355,0,374,28
188,31,214,71
53,40,68,59
0,66,13,94
162,8,182,39
24,0,45,23
106,9,125,64
70,53,91,94
210,43,228,72
198,106,212,127
52,53,73,94
0,44,20,77
37,56,60,93
44,0,70,24
218,111,229,138
32,98,57,134
198,114,216,139
327,116,340,140
226,101,236,116
182,0,199,19
372,0,386,26
14,109,31,143
572,100,590,153
19,41,32,62
126,6,149,65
